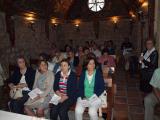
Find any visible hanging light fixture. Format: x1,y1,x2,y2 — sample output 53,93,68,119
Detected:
111,16,119,24
51,18,59,27
74,19,81,27
141,1,148,8
111,16,119,32
129,11,136,18
74,19,81,31
24,12,37,23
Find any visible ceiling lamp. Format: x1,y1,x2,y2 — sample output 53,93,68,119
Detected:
24,12,36,23
74,19,81,27
111,16,119,24
129,11,136,18
51,18,58,26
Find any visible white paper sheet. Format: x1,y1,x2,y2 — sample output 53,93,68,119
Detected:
49,94,61,105
28,88,43,99
80,99,89,107
89,94,99,104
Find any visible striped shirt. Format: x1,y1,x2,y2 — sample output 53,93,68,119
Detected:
59,70,71,95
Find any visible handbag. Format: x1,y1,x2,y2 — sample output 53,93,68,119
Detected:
99,91,107,117
99,90,107,108
10,88,23,99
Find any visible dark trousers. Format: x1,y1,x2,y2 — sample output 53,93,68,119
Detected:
140,69,154,93
9,91,29,114
50,98,74,120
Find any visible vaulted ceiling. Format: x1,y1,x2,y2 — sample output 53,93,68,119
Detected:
0,0,146,20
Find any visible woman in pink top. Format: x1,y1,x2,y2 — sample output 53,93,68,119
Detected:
98,49,116,67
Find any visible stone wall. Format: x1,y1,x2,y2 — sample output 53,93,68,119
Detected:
0,12,10,62
154,0,160,65
14,16,53,58
0,14,55,66
0,11,149,66
55,19,144,53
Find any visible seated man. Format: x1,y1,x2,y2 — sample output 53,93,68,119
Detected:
144,68,160,120
67,50,79,72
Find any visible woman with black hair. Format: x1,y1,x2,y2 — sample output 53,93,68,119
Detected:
50,59,77,120
75,53,105,120
8,56,35,114
39,53,55,72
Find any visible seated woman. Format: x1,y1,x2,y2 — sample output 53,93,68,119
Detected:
99,48,116,68
8,56,35,114
50,59,77,120
24,60,54,117
75,53,105,120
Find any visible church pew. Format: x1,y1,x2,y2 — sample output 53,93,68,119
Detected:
69,73,116,120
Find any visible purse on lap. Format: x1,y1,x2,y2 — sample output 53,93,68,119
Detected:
99,91,107,117
10,88,23,99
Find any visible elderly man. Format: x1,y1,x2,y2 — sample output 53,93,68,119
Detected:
144,68,160,120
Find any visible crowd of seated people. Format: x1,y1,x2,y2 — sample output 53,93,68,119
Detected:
7,40,116,120
6,38,160,120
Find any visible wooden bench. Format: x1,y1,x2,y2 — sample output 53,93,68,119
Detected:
6,62,116,119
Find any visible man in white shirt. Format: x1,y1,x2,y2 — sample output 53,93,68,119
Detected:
93,45,101,58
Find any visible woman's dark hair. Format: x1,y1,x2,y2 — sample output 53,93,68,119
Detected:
104,60,108,65
38,60,48,67
16,55,28,66
64,45,72,52
60,58,70,67
84,53,98,70
39,53,49,61
102,48,109,55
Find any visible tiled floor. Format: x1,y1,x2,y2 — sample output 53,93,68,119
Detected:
0,69,145,120
114,69,144,120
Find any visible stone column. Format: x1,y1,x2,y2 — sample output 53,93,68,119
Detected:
154,0,160,65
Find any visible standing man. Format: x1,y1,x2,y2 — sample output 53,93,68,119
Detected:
139,39,158,94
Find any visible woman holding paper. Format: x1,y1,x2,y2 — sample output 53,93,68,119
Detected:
8,56,36,114
139,39,158,94
24,60,54,117
50,59,77,120
75,53,105,120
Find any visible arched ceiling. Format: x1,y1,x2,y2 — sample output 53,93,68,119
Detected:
0,0,145,20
